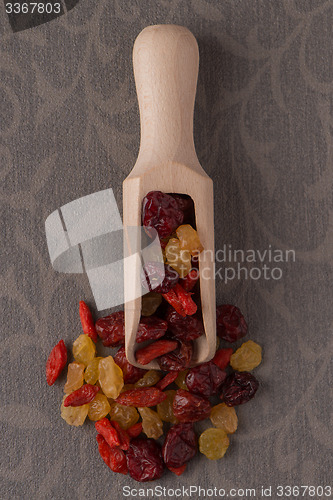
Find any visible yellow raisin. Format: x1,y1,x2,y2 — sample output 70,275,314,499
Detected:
175,370,189,390
165,238,191,278
230,340,262,372
98,356,124,399
134,370,161,388
72,334,96,366
109,402,139,430
176,224,204,256
88,393,111,421
64,362,85,394
138,407,163,440
60,396,89,426
157,390,179,424
141,293,162,316
84,357,102,385
199,428,229,460
210,403,238,434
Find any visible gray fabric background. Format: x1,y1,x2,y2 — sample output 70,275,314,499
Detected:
1,1,332,499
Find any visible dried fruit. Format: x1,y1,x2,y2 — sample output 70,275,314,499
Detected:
72,334,96,366
157,390,179,424
96,434,127,474
171,194,194,222
158,340,193,371
142,191,184,239
135,370,161,388
199,428,229,460
109,403,139,430
230,340,262,372
88,393,111,421
136,316,168,343
141,293,162,316
216,305,248,343
110,421,130,451
175,370,189,390
46,339,67,386
185,361,226,397
61,396,89,426
179,268,199,291
162,422,197,468
79,301,97,342
173,389,211,422
116,387,167,407
127,422,143,438
142,262,179,293
156,371,179,390
64,384,99,407
136,340,178,365
166,307,204,341
210,403,238,434
172,284,197,315
95,418,121,448
64,362,85,394
165,238,191,278
161,288,186,316
220,372,259,406
98,356,124,399
84,357,102,385
127,437,164,482
95,311,125,347
114,346,145,384
168,464,187,476
138,407,164,439
176,224,203,256
212,348,233,371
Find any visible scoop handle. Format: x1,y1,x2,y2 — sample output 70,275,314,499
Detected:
133,24,200,167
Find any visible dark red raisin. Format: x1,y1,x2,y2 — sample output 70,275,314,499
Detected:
162,422,197,468
157,340,193,371
170,194,194,224
96,311,125,347
173,389,211,422
136,316,168,343
185,361,227,397
142,262,179,294
114,346,146,384
126,437,164,482
166,307,204,341
216,305,248,343
220,371,259,406
142,191,184,239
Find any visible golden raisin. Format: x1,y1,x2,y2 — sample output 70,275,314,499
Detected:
134,370,161,388
72,334,96,366
141,293,162,316
199,428,229,460
88,393,111,421
157,390,178,424
98,356,124,399
60,396,89,426
84,357,102,385
138,407,163,440
64,362,85,394
109,402,139,430
165,238,191,278
230,340,262,372
210,403,238,434
176,224,203,256
175,370,189,390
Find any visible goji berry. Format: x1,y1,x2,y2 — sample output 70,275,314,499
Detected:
95,418,121,448
156,371,180,390
173,283,197,315
96,434,127,474
135,340,178,365
115,387,167,407
179,269,199,291
127,422,143,439
167,464,187,476
212,348,233,370
64,384,99,407
162,289,186,317
46,339,67,386
79,301,97,342
110,421,130,451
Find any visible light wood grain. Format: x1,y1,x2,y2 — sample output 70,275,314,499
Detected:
123,24,216,369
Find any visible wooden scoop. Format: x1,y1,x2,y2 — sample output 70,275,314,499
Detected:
123,24,216,369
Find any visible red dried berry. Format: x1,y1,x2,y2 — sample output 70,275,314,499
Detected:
155,371,180,390
135,339,178,365
96,311,125,347
158,340,193,371
142,262,179,294
212,348,233,370
63,384,99,407
46,339,67,386
179,268,199,291
95,418,121,448
173,283,197,315
173,389,211,422
162,289,186,317
162,422,197,468
79,301,97,342
168,464,187,476
142,191,184,239
96,434,127,475
220,371,259,406
110,421,130,451
127,437,164,482
185,361,227,397
216,305,248,343
114,346,146,384
171,194,194,223
166,307,204,341
116,387,167,407
127,422,143,439
136,316,168,343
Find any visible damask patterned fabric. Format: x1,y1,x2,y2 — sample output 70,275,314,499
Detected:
0,1,332,498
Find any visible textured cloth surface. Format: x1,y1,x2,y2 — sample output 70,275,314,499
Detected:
1,1,332,498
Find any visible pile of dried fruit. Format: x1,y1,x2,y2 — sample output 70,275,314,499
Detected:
45,191,263,482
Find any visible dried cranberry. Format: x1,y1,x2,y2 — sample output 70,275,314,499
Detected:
157,340,193,371
220,372,259,406
162,422,197,468
136,316,168,343
166,307,204,341
173,389,211,422
185,361,227,397
142,262,179,294
96,311,124,347
212,348,233,370
142,191,184,239
127,437,164,482
179,268,199,291
216,305,248,342
114,346,146,384
170,194,194,224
